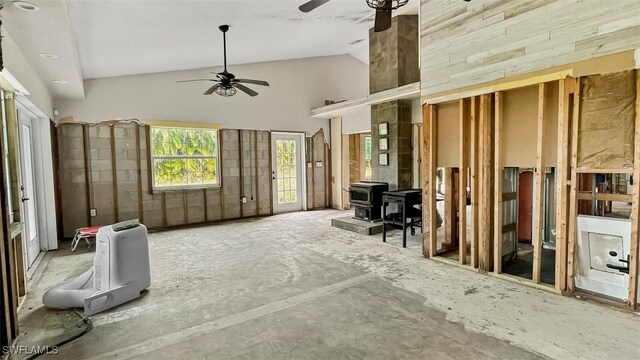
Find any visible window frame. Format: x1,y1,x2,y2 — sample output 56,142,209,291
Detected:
150,126,221,190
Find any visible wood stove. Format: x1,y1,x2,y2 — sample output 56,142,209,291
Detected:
349,182,389,222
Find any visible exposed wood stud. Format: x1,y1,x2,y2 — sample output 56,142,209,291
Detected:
82,124,92,227
444,168,454,248
470,96,479,268
428,104,438,258
310,136,316,210
135,125,144,224
183,189,188,225
254,131,259,216
203,188,208,222
459,98,469,265
162,191,167,228
567,77,581,291
219,131,225,219
268,132,274,214
555,79,571,291
479,94,493,271
421,104,430,258
533,83,546,284
238,130,244,219
628,70,640,308
145,125,153,195
493,92,504,273
110,125,119,223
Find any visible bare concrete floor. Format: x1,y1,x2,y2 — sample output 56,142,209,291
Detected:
15,210,640,359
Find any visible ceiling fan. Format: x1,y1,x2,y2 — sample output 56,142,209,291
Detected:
298,0,410,32
177,25,269,97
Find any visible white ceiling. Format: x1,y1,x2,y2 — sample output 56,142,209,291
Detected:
5,0,418,99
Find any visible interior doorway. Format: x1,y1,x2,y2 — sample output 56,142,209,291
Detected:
17,110,41,268
271,132,305,214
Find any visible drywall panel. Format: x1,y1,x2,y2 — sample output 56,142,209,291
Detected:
436,101,460,168
420,0,640,96
503,86,538,167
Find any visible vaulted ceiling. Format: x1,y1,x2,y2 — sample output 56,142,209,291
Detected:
4,0,419,100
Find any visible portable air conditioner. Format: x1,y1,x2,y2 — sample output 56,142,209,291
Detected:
43,220,151,316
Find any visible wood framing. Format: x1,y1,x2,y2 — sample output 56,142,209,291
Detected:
110,125,119,223
479,94,493,271
555,78,571,291
444,168,455,249
470,96,479,268
82,124,92,227
493,92,503,273
628,70,640,308
459,98,469,264
532,83,546,284
422,104,438,258
567,77,581,291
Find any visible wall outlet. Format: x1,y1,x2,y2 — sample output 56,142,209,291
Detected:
241,196,247,204
90,208,97,217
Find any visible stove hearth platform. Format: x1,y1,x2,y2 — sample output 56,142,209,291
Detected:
331,216,383,235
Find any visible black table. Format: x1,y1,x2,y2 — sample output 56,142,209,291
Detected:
382,189,422,248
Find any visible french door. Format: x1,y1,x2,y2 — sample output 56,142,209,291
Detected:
271,132,305,213
18,113,41,268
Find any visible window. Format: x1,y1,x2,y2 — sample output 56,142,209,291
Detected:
151,127,220,188
364,136,372,181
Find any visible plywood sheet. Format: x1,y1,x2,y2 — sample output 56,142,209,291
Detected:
436,101,460,167
578,71,636,169
503,85,538,167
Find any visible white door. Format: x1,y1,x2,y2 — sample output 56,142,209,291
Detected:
271,133,304,213
18,113,41,267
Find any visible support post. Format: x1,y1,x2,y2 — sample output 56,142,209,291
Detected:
470,97,479,268
459,98,469,264
628,70,640,308
422,104,438,258
567,77,581,291
555,79,571,291
532,83,546,283
493,92,503,273
479,94,493,271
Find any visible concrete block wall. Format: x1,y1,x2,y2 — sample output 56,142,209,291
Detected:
56,123,327,237
57,124,88,238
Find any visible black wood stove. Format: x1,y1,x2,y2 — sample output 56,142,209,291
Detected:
349,182,389,222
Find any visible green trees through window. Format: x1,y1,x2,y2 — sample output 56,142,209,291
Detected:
151,127,219,188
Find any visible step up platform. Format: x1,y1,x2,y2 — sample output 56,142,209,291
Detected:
331,216,383,236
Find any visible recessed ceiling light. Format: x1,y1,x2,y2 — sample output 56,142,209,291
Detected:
12,1,39,11
39,53,58,59
53,80,68,85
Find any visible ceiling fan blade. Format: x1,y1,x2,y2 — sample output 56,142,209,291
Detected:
233,83,259,97
177,79,215,83
374,9,392,32
203,83,222,95
299,0,331,13
232,79,270,87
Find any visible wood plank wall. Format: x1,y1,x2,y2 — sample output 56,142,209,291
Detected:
55,123,329,238
420,0,640,96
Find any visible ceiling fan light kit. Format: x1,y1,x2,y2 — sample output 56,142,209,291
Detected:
298,0,410,32
177,25,269,98
365,0,409,10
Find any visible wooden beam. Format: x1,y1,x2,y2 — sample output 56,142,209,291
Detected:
493,92,503,273
459,98,469,265
479,94,493,271
422,104,438,258
470,96,479,268
576,168,634,174
444,168,455,248
576,192,633,202
110,125,119,223
82,124,92,227
135,125,144,224
567,77,581,291
533,83,546,284
628,70,640,308
555,79,571,292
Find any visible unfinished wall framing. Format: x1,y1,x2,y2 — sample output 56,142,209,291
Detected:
55,123,330,238
422,68,640,308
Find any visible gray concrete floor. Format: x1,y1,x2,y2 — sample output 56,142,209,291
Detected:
14,210,640,359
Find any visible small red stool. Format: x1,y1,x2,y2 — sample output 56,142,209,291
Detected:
71,226,101,252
